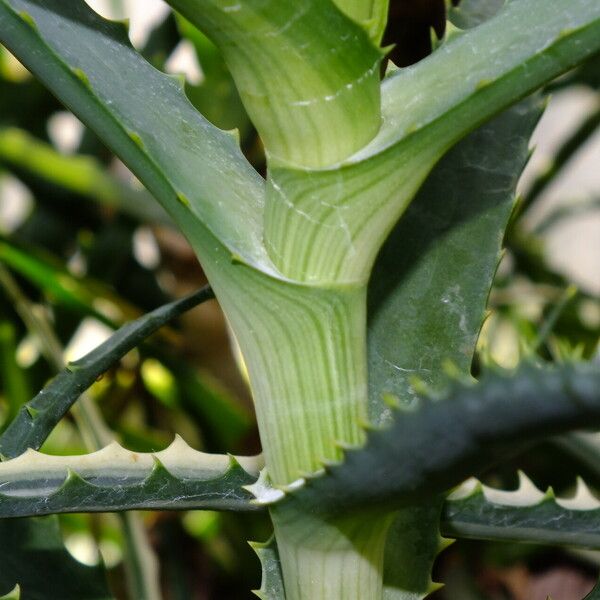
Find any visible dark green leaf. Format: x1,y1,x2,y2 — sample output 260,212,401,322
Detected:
368,98,542,599
0,438,261,516
276,363,600,514
442,474,600,550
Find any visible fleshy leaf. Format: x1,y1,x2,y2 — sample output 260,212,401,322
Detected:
166,0,382,167
0,0,267,270
0,437,262,516
0,286,213,459
368,98,542,422
369,98,542,599
263,0,600,283
274,363,600,514
442,474,600,549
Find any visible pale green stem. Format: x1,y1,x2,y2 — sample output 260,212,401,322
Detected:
219,277,368,485
272,506,393,600
206,263,392,598
0,263,161,600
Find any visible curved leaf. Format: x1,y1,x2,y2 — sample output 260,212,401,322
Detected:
371,94,542,600
166,0,382,167
443,474,600,550
0,437,262,517
0,286,213,459
269,363,600,514
0,0,267,269
249,536,286,600
264,0,600,283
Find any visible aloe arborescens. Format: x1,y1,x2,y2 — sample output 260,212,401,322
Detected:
0,1,600,598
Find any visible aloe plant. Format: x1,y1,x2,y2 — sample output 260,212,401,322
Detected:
0,0,599,598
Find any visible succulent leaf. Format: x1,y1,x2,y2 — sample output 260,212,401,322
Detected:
0,437,262,517
0,0,267,271
442,474,600,549
271,363,600,514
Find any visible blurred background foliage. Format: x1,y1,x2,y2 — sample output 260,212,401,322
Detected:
0,0,598,598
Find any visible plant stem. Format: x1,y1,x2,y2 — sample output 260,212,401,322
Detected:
225,280,368,485
213,268,394,598
272,506,392,600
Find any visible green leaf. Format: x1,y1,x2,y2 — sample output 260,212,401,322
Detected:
166,0,382,167
0,0,267,270
382,505,447,600
0,585,19,600
0,286,213,459
0,517,113,599
442,473,600,550
270,363,600,514
0,437,262,516
368,98,542,421
264,0,600,282
249,536,286,600
368,98,542,599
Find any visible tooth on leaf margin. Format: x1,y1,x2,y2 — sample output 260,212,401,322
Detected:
557,477,600,511
482,472,545,507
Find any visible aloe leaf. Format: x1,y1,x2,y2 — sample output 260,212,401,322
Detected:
368,98,542,598
0,127,171,225
0,517,113,599
0,286,213,459
271,363,600,513
368,98,542,421
0,0,267,270
166,0,382,167
442,474,600,550
264,0,600,282
0,437,262,517
249,536,286,600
